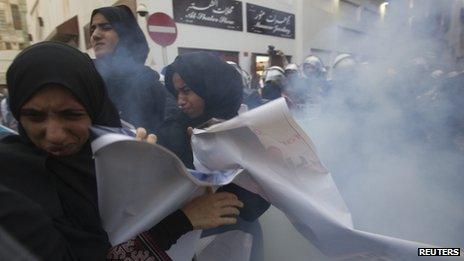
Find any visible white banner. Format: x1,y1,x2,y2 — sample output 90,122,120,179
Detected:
191,98,440,260
92,98,449,260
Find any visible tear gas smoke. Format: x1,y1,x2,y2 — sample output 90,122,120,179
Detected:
296,0,463,247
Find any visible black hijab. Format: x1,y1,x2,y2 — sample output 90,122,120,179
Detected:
165,52,244,123
2,41,120,260
7,41,121,130
158,52,243,168
91,5,149,68
161,53,270,220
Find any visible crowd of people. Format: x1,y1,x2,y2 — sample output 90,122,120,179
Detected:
235,45,464,153
0,5,268,260
0,4,463,261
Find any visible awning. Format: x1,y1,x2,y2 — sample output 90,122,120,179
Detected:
45,15,79,46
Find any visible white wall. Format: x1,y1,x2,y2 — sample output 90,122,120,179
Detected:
0,50,20,84
298,0,384,66
299,1,337,65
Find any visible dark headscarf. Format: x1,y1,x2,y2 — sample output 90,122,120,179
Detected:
2,41,120,260
90,5,173,133
7,41,121,130
165,52,244,121
160,54,270,223
91,5,149,66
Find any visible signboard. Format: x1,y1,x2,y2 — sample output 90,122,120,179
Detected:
173,0,243,31
246,3,295,39
147,12,178,47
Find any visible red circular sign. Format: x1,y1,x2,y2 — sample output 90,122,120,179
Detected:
147,12,177,47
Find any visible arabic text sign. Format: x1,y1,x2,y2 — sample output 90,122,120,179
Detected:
246,3,295,39
173,0,243,31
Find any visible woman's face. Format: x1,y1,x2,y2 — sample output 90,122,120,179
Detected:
19,84,92,156
90,13,119,59
173,73,205,118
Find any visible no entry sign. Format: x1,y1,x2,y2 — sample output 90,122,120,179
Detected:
147,12,177,47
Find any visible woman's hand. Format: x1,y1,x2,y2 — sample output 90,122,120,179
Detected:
181,189,244,230
186,127,194,140
135,127,157,144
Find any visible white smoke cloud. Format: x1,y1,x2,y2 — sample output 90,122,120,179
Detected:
296,0,464,248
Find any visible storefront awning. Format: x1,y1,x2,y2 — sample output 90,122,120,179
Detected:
45,15,79,46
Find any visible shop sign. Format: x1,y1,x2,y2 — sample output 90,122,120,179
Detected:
173,0,243,31
246,3,295,39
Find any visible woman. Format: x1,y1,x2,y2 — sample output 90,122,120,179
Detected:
159,52,243,168
158,52,270,260
90,5,177,133
0,42,243,260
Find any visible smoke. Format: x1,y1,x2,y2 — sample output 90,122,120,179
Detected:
296,0,464,247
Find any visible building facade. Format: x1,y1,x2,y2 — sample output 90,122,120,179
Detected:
0,0,28,50
24,0,387,75
0,0,29,85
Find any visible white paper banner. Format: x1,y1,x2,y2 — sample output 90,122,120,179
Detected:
191,98,440,260
92,98,455,261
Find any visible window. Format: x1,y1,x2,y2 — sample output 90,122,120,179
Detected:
10,4,22,30
38,17,44,27
0,10,6,28
255,55,269,77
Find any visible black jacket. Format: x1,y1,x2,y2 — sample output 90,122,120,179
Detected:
95,60,174,132
2,41,121,260
0,137,111,260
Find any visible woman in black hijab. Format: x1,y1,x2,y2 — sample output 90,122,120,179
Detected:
159,52,244,168
0,41,171,260
158,52,270,260
1,42,244,260
90,5,177,133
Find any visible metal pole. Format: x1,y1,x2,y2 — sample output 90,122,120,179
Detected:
162,46,168,67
